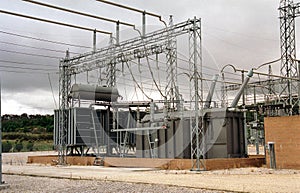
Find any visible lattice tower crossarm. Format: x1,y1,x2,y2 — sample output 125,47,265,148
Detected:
64,19,201,75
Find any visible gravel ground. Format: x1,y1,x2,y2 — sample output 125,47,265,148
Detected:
1,174,229,193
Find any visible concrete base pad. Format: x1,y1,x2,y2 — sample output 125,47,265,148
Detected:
28,155,265,170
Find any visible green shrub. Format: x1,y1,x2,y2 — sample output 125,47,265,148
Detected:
15,141,23,152
2,132,53,141
2,141,12,152
26,141,34,151
33,141,53,151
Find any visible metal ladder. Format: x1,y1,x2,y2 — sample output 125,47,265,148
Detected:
90,109,102,164
147,102,157,158
119,111,131,157
146,129,157,158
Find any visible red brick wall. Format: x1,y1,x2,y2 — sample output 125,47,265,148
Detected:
264,116,300,169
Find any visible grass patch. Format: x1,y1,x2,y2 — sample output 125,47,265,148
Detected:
2,132,53,141
2,140,54,152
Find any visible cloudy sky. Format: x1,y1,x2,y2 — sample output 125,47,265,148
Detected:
0,0,292,115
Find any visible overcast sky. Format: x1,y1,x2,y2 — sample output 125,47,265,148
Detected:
0,0,292,115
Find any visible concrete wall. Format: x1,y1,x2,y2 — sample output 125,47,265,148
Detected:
264,116,300,169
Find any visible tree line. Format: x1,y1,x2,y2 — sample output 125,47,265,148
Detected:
1,114,54,152
2,113,54,133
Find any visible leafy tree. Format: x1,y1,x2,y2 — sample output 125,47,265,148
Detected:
1,114,54,133
20,113,28,118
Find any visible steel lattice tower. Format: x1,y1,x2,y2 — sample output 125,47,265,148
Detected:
279,0,300,114
189,17,205,171
58,51,71,165
165,16,179,110
106,35,117,87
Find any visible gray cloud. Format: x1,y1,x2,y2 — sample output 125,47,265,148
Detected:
0,0,287,114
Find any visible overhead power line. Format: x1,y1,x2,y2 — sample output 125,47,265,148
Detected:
0,69,56,74
22,0,135,27
0,59,55,67
0,30,92,49
0,64,56,72
0,48,62,59
0,9,112,35
0,40,80,54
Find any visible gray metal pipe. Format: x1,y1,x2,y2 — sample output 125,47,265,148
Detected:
93,30,96,53
230,69,253,108
116,21,120,45
204,74,219,108
142,11,146,38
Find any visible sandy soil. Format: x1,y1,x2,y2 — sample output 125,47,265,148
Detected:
1,151,300,193
2,151,56,165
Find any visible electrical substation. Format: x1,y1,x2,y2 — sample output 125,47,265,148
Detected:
13,0,299,170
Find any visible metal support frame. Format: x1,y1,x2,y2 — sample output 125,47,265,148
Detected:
64,19,200,75
57,18,203,164
222,1,300,115
189,17,205,171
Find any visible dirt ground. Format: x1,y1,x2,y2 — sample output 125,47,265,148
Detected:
1,151,300,193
